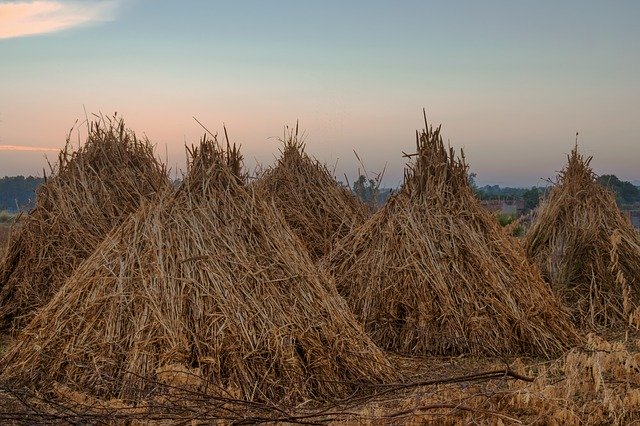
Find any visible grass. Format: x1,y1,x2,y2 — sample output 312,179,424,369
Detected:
0,211,16,224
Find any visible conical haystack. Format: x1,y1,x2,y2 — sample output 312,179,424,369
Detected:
0,117,169,333
524,147,640,328
0,136,395,404
325,119,578,357
255,127,367,259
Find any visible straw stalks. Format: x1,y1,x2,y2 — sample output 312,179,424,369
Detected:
525,147,640,329
255,126,367,260
0,135,396,405
325,116,578,357
0,116,169,334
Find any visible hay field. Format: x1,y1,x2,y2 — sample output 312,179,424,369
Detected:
1,116,640,424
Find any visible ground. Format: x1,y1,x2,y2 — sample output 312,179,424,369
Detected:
0,330,639,424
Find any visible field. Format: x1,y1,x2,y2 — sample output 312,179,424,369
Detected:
0,119,639,424
0,331,639,424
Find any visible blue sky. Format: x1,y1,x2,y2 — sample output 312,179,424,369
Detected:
1,0,639,186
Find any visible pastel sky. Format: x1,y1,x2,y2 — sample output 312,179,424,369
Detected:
0,0,638,186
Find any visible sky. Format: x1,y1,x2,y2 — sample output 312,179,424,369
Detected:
0,0,638,187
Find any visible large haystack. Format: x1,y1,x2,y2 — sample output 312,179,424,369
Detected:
0,136,395,404
325,119,578,357
0,117,169,334
255,128,367,259
524,147,640,328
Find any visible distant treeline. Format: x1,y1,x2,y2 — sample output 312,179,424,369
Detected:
472,173,640,209
0,176,43,212
1,172,638,213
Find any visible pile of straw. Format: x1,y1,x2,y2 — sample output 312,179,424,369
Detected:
524,147,640,328
0,136,395,405
0,117,168,334
325,118,578,357
255,127,367,259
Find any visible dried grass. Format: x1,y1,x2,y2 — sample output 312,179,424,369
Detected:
0,224,12,256
0,135,396,405
332,333,640,425
254,126,367,260
524,147,640,329
325,117,579,357
0,116,169,334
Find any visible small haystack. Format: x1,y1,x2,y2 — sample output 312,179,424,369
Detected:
325,118,578,357
255,127,367,259
0,117,169,333
524,147,640,328
0,136,395,404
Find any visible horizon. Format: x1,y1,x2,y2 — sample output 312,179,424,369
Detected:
1,1,638,187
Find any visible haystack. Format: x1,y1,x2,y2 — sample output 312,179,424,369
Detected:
0,136,395,404
524,147,640,328
255,127,367,259
0,117,169,334
325,119,578,357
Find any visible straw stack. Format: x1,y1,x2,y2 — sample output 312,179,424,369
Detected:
0,117,168,334
325,118,578,357
255,127,367,259
525,147,640,328
0,136,395,404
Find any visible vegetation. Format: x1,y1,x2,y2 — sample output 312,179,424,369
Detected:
0,176,43,212
597,174,640,204
0,210,16,224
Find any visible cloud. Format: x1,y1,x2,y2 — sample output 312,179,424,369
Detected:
0,145,59,152
0,0,119,39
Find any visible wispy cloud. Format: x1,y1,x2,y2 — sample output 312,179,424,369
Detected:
0,145,59,152
0,0,119,40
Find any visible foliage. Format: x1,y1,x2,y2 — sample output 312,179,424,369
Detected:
352,174,379,205
0,210,16,223
596,174,640,205
0,176,43,212
496,213,525,237
522,187,541,212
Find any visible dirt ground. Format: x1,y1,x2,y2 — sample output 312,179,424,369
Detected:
0,331,639,424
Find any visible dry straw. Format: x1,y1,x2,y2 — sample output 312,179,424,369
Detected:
325,115,579,357
254,125,367,260
0,116,169,334
0,135,396,405
524,146,640,329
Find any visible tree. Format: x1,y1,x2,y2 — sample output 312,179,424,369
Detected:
522,187,541,212
353,174,378,205
596,174,640,205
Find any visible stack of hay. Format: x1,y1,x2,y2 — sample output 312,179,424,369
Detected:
255,128,367,260
524,147,640,328
0,117,169,334
325,119,578,357
0,136,395,405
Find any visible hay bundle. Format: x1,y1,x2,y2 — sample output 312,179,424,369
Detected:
255,128,367,259
0,117,169,334
524,147,640,328
0,136,395,404
325,119,578,357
